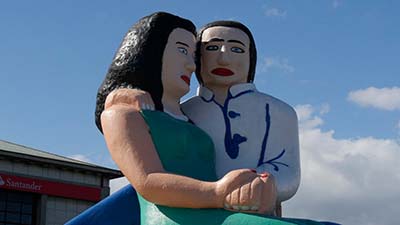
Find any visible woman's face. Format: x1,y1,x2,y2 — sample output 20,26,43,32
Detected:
161,28,196,99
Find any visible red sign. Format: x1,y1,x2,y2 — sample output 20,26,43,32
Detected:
0,173,101,201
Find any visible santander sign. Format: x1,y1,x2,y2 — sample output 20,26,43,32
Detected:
0,173,101,201
0,175,42,191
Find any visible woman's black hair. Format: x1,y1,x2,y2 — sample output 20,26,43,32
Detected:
195,20,257,84
95,12,196,132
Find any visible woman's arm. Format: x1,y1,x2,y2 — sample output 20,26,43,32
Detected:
101,103,260,209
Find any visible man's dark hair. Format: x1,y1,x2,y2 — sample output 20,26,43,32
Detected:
95,12,196,132
195,20,257,84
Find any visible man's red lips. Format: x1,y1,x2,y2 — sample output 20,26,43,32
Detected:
180,75,190,85
211,68,234,76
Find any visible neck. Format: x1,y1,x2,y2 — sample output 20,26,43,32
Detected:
204,84,230,105
161,95,183,116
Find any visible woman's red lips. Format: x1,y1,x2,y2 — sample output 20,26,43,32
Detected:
211,68,234,76
180,75,190,85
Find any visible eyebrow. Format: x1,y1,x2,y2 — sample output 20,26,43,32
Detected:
176,41,189,47
227,40,245,46
207,38,224,42
204,38,246,47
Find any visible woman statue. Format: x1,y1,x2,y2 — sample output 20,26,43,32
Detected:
69,11,333,225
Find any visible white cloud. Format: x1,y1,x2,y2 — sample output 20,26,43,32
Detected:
69,154,93,163
348,86,400,111
296,104,330,130
260,56,295,73
285,104,400,225
295,104,314,121
110,177,130,194
265,8,287,18
319,103,330,115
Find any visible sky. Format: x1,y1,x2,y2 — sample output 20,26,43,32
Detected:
1,1,399,224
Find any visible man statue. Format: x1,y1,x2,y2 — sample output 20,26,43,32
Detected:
181,21,300,211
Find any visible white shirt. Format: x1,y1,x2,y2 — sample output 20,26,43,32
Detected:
181,83,300,202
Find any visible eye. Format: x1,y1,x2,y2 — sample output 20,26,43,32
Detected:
178,47,188,55
206,45,219,51
231,47,245,53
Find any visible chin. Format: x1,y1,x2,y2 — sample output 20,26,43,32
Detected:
182,88,190,96
210,77,240,87
177,86,190,97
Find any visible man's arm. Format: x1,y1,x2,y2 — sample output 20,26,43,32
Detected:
256,103,300,209
105,88,155,111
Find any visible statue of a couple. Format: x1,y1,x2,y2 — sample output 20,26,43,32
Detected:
67,12,338,225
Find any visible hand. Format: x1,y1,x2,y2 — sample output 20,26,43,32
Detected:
104,88,155,111
223,172,277,215
215,169,259,209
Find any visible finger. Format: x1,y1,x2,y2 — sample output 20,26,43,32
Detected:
232,169,259,186
258,175,277,215
145,93,155,110
105,89,137,110
224,193,232,209
249,177,262,209
239,182,251,207
230,188,240,210
259,172,270,182
145,102,154,110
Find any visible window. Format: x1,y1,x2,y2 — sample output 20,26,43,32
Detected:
0,189,37,225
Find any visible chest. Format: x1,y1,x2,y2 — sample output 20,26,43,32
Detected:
142,111,217,181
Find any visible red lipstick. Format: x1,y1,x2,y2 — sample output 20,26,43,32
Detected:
211,68,234,76
180,75,190,85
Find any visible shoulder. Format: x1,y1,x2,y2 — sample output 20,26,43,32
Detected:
251,91,298,120
181,95,205,109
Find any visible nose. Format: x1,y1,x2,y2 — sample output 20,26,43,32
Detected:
185,57,196,73
217,45,229,66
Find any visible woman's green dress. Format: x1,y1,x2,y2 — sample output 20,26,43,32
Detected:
139,110,326,225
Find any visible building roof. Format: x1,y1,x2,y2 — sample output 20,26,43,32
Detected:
0,140,122,178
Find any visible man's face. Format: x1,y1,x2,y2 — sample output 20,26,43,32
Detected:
200,26,250,88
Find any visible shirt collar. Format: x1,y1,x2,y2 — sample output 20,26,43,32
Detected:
197,83,257,101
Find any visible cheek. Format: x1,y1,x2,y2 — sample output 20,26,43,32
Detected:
201,59,212,73
201,51,216,66
234,56,249,70
200,66,210,80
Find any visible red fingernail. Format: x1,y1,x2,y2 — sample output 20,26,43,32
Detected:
260,173,269,178
250,169,257,173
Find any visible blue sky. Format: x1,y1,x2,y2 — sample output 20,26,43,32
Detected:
1,1,399,224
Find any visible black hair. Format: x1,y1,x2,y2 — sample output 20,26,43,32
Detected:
195,20,257,84
95,12,196,132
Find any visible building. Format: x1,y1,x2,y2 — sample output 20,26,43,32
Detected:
0,140,122,225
